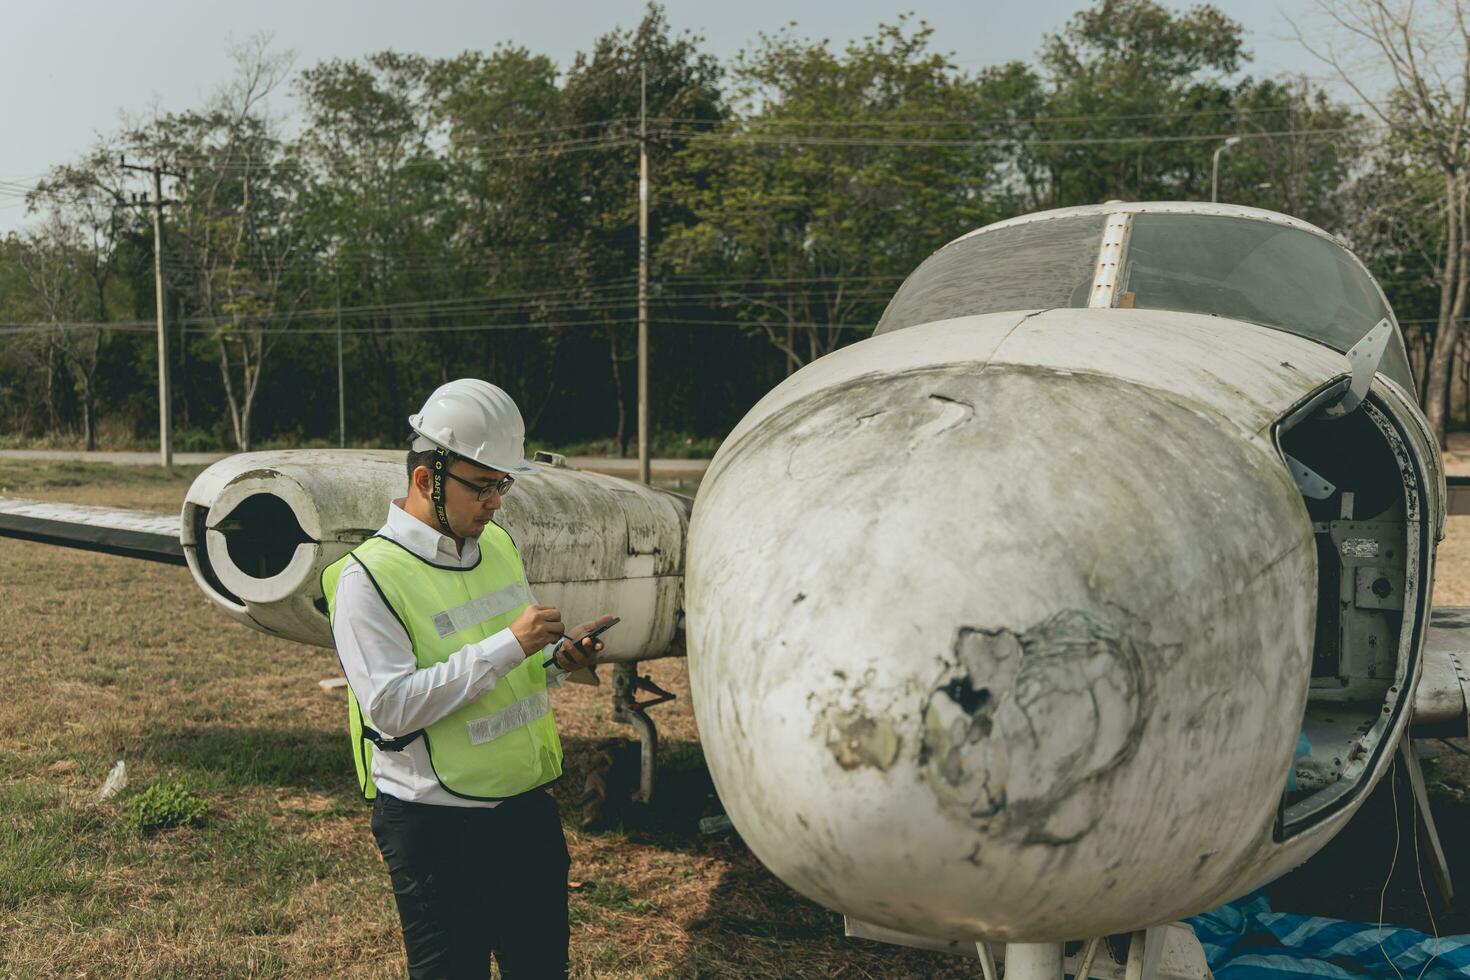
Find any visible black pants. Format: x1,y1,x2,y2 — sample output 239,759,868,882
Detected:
370,789,571,979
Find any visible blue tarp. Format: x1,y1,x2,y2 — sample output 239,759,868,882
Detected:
1185,893,1470,978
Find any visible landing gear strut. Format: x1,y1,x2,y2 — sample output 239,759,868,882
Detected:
611,662,676,804
578,663,676,828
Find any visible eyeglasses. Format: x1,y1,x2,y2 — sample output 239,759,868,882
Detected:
443,470,515,501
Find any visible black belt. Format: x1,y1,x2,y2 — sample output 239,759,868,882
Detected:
362,725,424,752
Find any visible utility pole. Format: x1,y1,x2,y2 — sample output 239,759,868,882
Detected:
637,63,651,485
120,156,184,466
335,262,345,448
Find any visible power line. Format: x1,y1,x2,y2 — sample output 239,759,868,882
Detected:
6,117,1387,195
0,317,617,336
659,101,1373,129
154,240,646,271
170,133,632,175
14,306,1461,336
0,286,897,334
440,117,639,146
3,103,1393,191
665,125,1368,150
0,314,875,337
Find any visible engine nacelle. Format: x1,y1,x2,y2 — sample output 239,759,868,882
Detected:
181,450,690,660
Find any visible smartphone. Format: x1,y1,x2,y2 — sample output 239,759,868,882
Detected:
544,617,620,668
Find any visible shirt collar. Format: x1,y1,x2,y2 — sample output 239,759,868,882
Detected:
383,498,480,567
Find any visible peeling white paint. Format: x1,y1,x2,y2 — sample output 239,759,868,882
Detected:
180,449,690,659
687,312,1343,940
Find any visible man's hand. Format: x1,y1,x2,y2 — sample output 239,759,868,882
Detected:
552,614,615,671
511,604,564,656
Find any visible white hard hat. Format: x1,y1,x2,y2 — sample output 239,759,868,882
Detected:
408,379,537,475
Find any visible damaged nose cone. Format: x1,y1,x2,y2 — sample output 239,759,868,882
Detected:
686,319,1318,941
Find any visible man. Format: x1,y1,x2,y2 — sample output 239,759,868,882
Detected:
322,378,611,979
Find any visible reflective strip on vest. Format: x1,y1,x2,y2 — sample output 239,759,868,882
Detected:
430,580,531,639
321,529,564,801
467,690,550,746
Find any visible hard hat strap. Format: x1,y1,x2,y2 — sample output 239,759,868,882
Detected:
430,447,453,535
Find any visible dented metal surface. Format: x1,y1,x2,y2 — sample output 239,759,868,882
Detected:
687,315,1330,939
918,609,1166,844
180,450,690,656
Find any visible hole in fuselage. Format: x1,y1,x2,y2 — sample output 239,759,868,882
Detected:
1277,396,1414,826
942,677,992,715
212,493,313,580
185,502,243,606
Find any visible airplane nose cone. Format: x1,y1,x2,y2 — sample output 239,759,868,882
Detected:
686,355,1316,940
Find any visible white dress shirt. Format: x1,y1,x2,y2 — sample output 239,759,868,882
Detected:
330,499,563,807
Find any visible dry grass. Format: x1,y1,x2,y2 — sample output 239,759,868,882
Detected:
4,459,1470,977
0,462,970,979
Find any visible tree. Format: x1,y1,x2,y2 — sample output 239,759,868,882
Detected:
515,4,724,452
25,149,132,449
130,37,308,451
1300,0,1470,444
12,219,87,438
0,4,1413,451
1033,0,1248,205
15,219,104,449
428,45,579,438
665,18,993,369
1215,76,1365,229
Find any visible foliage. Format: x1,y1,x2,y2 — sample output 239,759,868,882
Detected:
1301,0,1470,444
664,18,994,368
0,0,1459,449
127,776,211,834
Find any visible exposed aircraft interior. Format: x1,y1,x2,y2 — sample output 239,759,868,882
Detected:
1277,398,1418,825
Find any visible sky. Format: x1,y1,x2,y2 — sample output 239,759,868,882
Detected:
1,0,1349,233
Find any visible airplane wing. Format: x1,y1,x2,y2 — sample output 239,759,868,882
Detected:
1418,478,1470,734
0,496,184,566
1448,475,1470,516
1414,606,1470,738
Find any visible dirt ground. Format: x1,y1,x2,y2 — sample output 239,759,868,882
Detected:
0,461,974,979
2,453,1470,977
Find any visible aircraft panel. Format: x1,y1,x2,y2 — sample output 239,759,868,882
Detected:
0,496,184,565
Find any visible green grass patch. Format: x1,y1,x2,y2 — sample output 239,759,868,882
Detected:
143,725,353,792
128,777,210,834
0,785,103,909
0,459,204,494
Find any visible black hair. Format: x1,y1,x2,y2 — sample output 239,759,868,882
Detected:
406,447,438,483
406,445,501,486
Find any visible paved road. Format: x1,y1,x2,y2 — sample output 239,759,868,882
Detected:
0,448,710,478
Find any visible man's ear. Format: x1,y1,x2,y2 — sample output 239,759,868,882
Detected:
410,465,433,497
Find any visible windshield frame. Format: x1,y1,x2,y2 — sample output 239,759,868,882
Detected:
884,203,1412,392
1102,209,1411,391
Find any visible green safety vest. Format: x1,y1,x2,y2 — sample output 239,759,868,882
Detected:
321,527,563,801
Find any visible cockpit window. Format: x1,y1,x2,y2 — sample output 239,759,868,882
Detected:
1121,214,1413,390
875,215,1105,335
